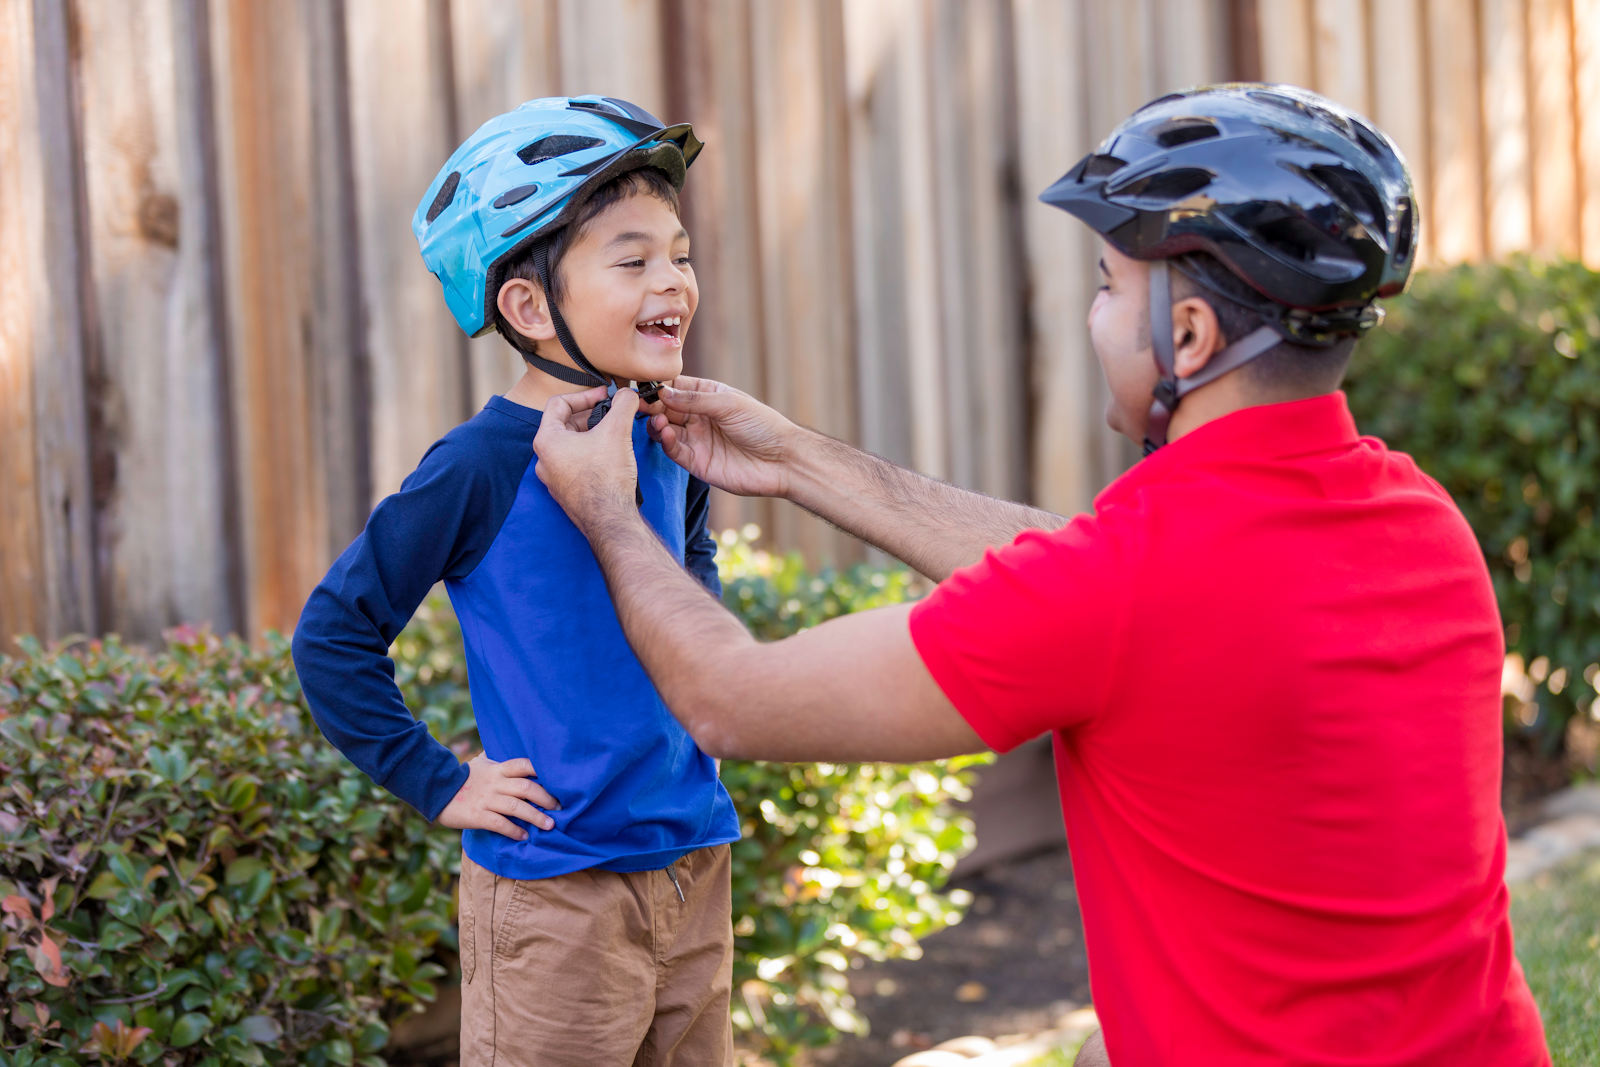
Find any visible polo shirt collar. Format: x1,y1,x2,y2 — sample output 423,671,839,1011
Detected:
1102,392,1361,497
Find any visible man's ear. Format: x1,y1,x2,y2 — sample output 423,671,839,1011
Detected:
496,277,557,346
1171,296,1227,380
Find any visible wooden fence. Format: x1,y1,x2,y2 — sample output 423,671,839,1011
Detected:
3,0,1599,650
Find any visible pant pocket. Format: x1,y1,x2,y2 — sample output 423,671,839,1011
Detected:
458,853,476,984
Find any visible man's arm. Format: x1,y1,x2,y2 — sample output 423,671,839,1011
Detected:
534,388,988,761
647,377,1065,581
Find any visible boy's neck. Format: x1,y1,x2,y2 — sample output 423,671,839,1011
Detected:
503,353,618,412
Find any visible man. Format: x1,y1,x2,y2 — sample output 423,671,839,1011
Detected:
531,86,1550,1066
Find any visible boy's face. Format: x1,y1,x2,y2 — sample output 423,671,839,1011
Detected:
1087,241,1158,441
555,192,696,384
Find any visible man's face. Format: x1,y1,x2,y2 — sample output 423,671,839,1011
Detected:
1088,241,1159,441
557,192,697,384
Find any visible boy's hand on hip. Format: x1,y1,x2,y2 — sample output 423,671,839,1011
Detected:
644,376,795,499
534,386,641,534
437,753,561,840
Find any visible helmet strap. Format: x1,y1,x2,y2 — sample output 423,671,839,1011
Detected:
532,238,627,428
1142,259,1283,456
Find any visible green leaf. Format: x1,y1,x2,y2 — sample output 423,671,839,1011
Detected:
224,857,268,887
169,1012,212,1048
323,1039,354,1066
86,870,124,900
238,1015,282,1044
354,1021,388,1054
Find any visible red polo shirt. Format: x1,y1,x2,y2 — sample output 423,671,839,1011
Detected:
909,393,1548,1066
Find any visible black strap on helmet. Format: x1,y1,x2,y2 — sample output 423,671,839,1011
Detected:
1142,259,1284,455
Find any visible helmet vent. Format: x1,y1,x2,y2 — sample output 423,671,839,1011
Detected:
1306,165,1384,228
1254,215,1366,281
518,135,606,166
492,183,539,209
1110,167,1213,205
425,171,461,224
1392,197,1415,263
1083,154,1128,179
1152,118,1220,147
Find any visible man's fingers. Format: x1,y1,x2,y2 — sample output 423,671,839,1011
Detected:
543,384,610,425
496,757,538,779
659,385,744,419
604,385,641,425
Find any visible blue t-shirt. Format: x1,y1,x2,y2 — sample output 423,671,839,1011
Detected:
292,395,739,880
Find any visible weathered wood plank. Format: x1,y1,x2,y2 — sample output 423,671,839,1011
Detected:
1526,0,1578,258
1571,0,1600,266
1311,0,1368,114
928,0,1027,501
70,0,238,641
556,0,665,114
1367,0,1430,263
1257,0,1315,87
1425,0,1486,262
0,0,49,649
662,0,769,536
14,0,100,641
345,0,469,502
750,0,861,565
451,0,560,411
208,0,330,638
1012,0,1097,516
1481,0,1533,257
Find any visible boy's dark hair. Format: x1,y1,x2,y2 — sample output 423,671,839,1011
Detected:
1169,251,1357,394
493,167,681,359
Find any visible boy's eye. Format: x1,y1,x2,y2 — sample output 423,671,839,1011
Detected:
675,255,693,266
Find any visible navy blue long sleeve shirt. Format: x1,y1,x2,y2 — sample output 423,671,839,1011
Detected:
292,395,738,880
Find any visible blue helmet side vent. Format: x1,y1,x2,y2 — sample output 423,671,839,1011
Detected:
492,184,539,209
425,171,460,224
518,135,605,166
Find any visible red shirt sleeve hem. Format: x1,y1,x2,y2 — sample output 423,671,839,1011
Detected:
908,598,1030,754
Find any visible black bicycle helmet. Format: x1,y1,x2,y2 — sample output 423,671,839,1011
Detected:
1041,83,1417,451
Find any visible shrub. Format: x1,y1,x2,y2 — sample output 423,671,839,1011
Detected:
0,630,450,1067
1346,258,1600,753
1,530,978,1066
713,531,982,1060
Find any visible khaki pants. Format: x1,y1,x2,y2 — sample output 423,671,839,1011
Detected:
458,845,734,1067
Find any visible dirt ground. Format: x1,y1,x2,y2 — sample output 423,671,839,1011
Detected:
811,844,1089,1067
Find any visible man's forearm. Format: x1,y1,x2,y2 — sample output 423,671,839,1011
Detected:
783,427,1065,580
581,503,984,762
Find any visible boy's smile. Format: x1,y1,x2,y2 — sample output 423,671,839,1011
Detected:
498,187,696,410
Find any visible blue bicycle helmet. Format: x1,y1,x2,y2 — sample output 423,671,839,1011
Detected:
414,95,702,409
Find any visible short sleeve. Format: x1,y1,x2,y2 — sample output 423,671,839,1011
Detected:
908,515,1128,753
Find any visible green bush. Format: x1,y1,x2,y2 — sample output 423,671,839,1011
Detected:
713,531,982,1060
1346,258,1600,752
0,629,449,1067
1,531,977,1066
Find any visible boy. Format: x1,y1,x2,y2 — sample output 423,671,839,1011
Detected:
291,96,739,1067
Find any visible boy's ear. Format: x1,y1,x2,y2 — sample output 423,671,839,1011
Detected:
497,277,557,345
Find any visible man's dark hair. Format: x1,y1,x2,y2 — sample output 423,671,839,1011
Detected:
493,167,681,359
1169,251,1357,394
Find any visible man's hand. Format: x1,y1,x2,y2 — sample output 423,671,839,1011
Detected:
534,385,641,534
644,376,797,499
436,753,562,841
